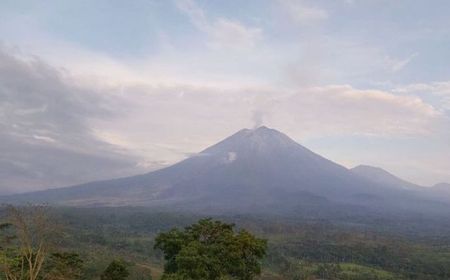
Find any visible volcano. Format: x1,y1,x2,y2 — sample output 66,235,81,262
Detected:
3,127,448,215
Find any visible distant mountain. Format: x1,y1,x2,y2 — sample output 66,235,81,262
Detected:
351,165,421,190
2,126,449,216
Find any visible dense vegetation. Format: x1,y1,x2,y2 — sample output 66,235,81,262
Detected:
2,206,450,279
155,219,267,280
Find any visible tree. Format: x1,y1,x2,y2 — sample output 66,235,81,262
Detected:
0,205,61,280
101,260,129,280
154,218,267,280
44,252,84,280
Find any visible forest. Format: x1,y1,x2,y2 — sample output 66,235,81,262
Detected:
2,206,450,280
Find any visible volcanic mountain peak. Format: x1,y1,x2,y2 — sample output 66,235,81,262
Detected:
4,126,450,214
244,126,296,145
201,126,305,157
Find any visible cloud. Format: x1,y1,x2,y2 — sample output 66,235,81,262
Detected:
175,0,263,50
277,85,443,137
0,0,448,188
3,39,450,193
0,46,148,194
281,38,422,87
95,82,444,149
1,44,449,192
207,18,263,50
390,53,418,73
394,81,450,96
393,81,450,111
278,0,328,24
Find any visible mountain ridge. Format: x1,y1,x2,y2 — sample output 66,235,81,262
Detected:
2,127,449,216
351,165,422,190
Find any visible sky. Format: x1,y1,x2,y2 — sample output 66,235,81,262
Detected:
1,0,450,194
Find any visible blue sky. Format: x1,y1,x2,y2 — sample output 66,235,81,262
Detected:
0,0,449,193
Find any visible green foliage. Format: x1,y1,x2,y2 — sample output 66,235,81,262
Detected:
101,260,130,280
155,219,267,280
0,222,17,265
267,231,450,279
1,207,85,280
44,252,84,280
13,207,450,280
338,263,398,280
316,263,342,279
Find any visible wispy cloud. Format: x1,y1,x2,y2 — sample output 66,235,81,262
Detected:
277,0,328,24
393,81,450,111
390,53,419,72
175,0,263,50
0,0,449,190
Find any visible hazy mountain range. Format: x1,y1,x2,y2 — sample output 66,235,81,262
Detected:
2,127,449,216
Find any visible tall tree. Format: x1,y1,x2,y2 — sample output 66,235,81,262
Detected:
0,205,62,280
154,219,267,280
0,205,76,280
